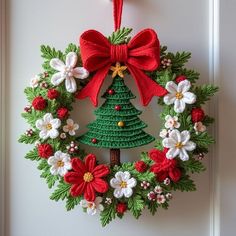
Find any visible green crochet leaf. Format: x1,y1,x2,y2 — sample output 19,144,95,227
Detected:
50,182,71,201
172,176,196,192
66,196,82,211
108,27,132,45
100,202,116,227
128,195,145,219
25,148,40,161
180,158,206,174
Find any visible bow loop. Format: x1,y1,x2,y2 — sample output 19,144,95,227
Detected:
110,44,128,63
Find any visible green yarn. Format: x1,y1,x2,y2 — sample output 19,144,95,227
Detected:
78,76,155,149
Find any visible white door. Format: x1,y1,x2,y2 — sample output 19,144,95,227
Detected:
0,0,235,236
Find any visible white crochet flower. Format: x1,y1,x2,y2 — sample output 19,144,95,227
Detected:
164,80,196,113
164,115,180,129
30,75,40,88
156,195,166,204
35,113,61,140
110,171,137,198
162,129,196,161
48,151,72,176
194,122,206,134
50,52,89,93
80,197,104,216
63,119,79,136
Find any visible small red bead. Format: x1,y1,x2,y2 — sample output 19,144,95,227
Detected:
91,138,98,144
108,89,115,95
115,105,121,111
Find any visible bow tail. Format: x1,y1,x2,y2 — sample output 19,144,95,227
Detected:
128,65,167,106
76,65,111,107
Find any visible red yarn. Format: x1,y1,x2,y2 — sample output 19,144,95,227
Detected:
64,154,110,202
47,89,60,100
191,108,205,122
57,107,69,119
32,96,47,110
113,0,123,31
116,203,127,214
149,148,181,183
38,144,53,158
77,29,167,107
135,161,147,173
175,75,187,83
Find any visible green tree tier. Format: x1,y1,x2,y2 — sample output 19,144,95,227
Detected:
78,76,155,149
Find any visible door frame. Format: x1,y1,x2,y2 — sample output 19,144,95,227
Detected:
0,0,220,235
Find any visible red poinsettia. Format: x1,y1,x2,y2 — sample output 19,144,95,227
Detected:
64,154,110,201
149,148,181,182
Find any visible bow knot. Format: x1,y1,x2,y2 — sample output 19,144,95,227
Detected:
77,29,167,106
110,44,128,63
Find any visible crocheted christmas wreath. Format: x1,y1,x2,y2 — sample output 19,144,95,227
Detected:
19,1,218,227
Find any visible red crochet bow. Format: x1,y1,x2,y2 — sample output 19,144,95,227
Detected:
77,29,167,106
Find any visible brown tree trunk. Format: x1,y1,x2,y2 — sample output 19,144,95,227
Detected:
110,149,121,167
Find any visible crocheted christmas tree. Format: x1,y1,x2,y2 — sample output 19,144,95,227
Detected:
78,76,155,153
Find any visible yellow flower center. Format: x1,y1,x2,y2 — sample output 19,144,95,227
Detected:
120,181,127,188
175,142,183,149
57,160,64,167
46,123,52,130
83,172,94,182
175,92,183,99
88,203,94,209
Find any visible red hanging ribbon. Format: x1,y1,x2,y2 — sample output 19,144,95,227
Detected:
76,0,167,106
113,0,123,30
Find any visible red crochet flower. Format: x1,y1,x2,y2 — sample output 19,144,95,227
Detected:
116,203,127,214
57,107,69,119
38,144,53,158
191,107,205,122
175,75,187,83
64,154,110,201
32,96,47,110
47,89,60,100
149,148,181,182
135,161,147,173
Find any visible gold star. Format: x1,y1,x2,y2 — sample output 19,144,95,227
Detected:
110,62,127,78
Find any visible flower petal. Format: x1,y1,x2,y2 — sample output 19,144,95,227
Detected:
174,99,186,113
162,137,176,148
184,141,196,151
87,207,97,216
113,188,123,198
66,119,74,125
70,183,86,197
164,93,176,105
92,164,110,178
84,183,96,201
39,130,49,140
65,77,77,93
35,119,44,129
65,52,78,68
43,113,53,123
49,129,59,139
165,81,178,93
181,130,190,144
123,187,133,198
127,178,137,188
179,149,189,161
114,171,125,182
73,67,89,79
183,92,196,104
50,58,65,71
122,171,131,181
92,178,108,193
51,72,65,86
64,172,83,184
71,158,86,173
51,118,61,129
166,148,179,159
110,178,121,189
178,80,191,93
85,154,96,172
